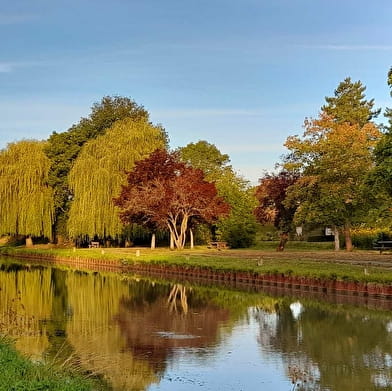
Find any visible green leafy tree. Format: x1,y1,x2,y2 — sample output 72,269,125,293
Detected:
385,67,392,131
67,118,167,241
371,67,392,198
284,78,381,251
45,96,165,241
179,140,230,177
214,171,258,248
322,77,380,127
178,141,257,248
0,140,54,245
285,114,380,251
372,134,392,197
365,67,392,230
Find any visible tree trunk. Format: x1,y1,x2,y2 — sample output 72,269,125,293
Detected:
25,236,33,247
170,232,174,250
179,215,188,248
344,223,353,251
333,225,340,251
151,233,156,249
167,215,189,249
190,228,194,249
276,232,289,251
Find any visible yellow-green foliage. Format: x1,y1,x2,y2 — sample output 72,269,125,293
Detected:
66,271,158,390
0,140,54,238
0,266,53,359
351,226,392,249
67,118,166,239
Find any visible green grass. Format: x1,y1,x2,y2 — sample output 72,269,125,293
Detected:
0,338,95,391
2,244,392,285
250,240,334,251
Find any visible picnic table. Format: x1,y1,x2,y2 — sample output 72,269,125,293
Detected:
373,240,392,254
208,241,229,250
88,241,100,248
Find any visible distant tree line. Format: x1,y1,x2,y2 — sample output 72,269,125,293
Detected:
255,70,392,251
1,68,392,251
0,97,257,249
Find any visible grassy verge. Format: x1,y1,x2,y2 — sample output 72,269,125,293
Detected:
1,244,392,285
0,338,95,391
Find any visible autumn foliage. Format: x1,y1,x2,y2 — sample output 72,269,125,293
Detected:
114,150,230,249
254,171,299,229
254,171,299,251
284,113,381,251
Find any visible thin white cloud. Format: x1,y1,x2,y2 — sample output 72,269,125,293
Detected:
0,63,13,72
300,44,392,51
0,60,53,73
0,14,37,25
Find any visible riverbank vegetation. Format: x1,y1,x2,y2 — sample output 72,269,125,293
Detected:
2,245,392,285
0,338,95,391
0,69,391,252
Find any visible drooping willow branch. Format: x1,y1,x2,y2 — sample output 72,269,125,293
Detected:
67,118,166,239
0,140,54,238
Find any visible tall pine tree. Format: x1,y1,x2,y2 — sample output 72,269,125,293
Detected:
322,77,380,126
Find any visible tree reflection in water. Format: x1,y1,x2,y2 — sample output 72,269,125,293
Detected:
167,284,189,314
254,301,392,391
0,263,235,390
2,259,392,391
116,282,230,374
0,263,53,360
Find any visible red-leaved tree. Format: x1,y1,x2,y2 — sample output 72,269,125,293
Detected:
254,171,299,251
114,150,230,249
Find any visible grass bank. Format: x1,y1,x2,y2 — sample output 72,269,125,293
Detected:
1,243,392,285
0,338,96,391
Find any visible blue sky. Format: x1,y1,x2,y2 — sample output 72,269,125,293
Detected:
1,0,391,183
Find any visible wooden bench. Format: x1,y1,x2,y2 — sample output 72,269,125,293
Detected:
88,241,100,248
207,241,229,250
373,240,392,254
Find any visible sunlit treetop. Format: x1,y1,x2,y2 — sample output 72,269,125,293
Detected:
0,140,54,238
44,95,167,231
67,118,167,239
322,77,380,127
178,140,230,178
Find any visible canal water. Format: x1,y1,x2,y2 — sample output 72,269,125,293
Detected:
1,257,392,390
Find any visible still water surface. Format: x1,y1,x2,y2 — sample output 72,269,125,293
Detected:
1,257,392,390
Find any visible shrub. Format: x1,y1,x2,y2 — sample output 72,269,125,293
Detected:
351,227,392,249
219,222,257,248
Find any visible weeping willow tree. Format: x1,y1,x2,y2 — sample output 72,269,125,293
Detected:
0,140,54,244
67,118,167,240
